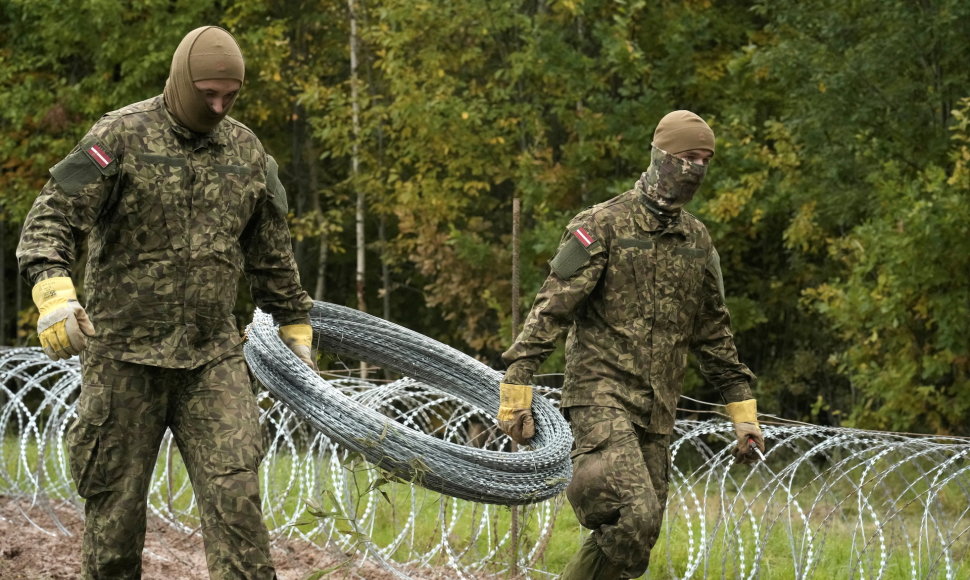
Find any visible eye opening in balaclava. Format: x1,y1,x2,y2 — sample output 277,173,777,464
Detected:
163,26,245,134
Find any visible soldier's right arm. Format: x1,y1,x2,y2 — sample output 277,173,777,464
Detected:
17,130,121,285
501,219,607,386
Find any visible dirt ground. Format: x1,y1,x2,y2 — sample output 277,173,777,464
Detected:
0,494,445,580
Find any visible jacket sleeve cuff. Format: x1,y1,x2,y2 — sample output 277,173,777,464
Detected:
501,364,535,387
720,382,754,404
29,267,71,286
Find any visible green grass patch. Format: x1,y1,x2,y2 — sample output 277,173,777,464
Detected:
4,437,969,579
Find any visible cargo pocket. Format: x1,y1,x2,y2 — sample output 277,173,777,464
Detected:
67,384,111,498
566,420,621,529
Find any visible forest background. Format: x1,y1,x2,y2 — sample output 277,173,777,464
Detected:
1,0,968,435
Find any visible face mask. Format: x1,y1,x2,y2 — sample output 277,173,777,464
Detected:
642,146,708,212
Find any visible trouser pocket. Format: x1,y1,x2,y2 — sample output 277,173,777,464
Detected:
566,410,622,529
67,384,111,498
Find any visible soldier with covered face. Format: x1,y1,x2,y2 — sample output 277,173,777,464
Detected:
498,110,765,579
17,26,315,578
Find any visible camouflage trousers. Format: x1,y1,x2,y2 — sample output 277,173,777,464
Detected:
69,348,276,579
561,406,671,579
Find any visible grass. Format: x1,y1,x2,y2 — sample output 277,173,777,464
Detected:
4,435,969,578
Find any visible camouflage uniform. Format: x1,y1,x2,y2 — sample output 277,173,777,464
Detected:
17,95,312,579
502,178,755,579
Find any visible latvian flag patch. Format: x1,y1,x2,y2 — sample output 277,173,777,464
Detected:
84,143,113,169
572,227,596,248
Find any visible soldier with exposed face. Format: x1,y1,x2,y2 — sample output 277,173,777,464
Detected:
17,26,315,579
498,111,765,579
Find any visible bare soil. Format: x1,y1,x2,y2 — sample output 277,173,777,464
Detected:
0,494,443,579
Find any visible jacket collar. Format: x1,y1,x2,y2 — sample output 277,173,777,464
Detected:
161,95,228,148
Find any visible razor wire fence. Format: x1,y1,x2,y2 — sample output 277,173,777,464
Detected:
1,341,970,578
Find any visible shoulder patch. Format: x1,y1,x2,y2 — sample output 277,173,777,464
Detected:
707,248,725,301
550,226,601,279
266,155,288,216
84,143,113,169
49,140,119,195
572,227,596,247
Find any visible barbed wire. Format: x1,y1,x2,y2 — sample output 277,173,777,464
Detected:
1,338,970,578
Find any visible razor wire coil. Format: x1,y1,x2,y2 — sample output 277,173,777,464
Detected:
243,301,572,505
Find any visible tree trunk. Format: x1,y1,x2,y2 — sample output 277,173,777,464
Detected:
349,0,367,378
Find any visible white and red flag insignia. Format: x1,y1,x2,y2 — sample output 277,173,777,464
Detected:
572,227,595,248
85,144,112,168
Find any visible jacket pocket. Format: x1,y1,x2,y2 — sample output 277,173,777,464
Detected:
208,163,256,239
125,154,189,251
670,245,707,295
605,238,654,325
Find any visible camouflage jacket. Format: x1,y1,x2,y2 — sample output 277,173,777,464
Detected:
17,95,312,369
502,181,755,434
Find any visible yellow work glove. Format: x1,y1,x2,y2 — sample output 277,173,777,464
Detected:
32,276,95,361
726,399,765,465
497,383,535,445
279,323,317,371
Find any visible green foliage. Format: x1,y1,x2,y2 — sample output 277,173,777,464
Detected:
691,0,970,431
804,101,970,433
3,0,969,430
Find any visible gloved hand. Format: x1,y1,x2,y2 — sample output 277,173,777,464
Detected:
726,399,765,465
279,323,317,371
497,382,535,445
32,276,95,361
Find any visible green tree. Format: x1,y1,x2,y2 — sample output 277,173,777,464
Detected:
805,100,970,433
712,0,970,430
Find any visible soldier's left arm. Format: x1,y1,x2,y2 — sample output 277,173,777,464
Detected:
240,154,313,327
691,247,765,461
689,247,756,404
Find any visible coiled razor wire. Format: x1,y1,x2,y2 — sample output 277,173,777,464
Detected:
243,301,572,505
2,343,970,577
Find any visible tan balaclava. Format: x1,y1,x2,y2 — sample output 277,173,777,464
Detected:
641,110,715,216
163,26,245,134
